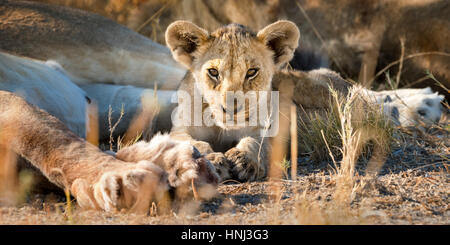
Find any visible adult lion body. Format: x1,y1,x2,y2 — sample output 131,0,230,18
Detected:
0,52,218,211
0,0,184,140
0,90,169,212
94,0,449,98
0,0,185,89
0,1,444,213
0,52,88,137
0,1,220,212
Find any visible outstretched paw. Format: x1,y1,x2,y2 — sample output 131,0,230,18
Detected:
116,133,219,200
71,161,168,213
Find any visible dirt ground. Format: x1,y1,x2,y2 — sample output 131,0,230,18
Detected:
0,172,447,225
0,124,448,225
0,0,448,226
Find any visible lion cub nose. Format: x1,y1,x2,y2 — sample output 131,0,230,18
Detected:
223,98,244,114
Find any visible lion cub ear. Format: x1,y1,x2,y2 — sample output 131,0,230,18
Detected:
165,21,209,68
257,20,300,68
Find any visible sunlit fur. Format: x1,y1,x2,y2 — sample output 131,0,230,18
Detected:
0,92,219,211
116,133,219,201
0,91,169,212
0,0,186,89
381,93,444,126
0,52,87,137
359,87,444,126
166,20,300,182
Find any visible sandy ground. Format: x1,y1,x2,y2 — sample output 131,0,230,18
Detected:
0,171,447,225
0,125,448,225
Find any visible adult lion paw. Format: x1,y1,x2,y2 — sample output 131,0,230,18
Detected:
71,161,168,213
116,133,219,200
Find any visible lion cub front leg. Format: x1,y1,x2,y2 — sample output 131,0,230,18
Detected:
170,130,232,182
225,137,268,182
170,130,214,154
177,136,233,183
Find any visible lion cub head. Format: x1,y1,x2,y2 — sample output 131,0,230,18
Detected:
166,20,299,129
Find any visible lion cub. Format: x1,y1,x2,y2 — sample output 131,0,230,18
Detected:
165,20,300,182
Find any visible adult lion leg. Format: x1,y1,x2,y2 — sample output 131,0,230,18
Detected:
0,91,168,212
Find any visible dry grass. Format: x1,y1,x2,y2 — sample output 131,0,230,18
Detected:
1,84,447,224
297,87,394,163
288,86,394,224
1,0,448,225
0,166,447,224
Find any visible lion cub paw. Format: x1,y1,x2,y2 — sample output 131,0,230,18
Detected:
205,152,233,182
224,137,267,182
71,161,168,213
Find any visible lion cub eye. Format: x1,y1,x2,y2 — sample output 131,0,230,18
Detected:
207,68,219,79
246,68,259,79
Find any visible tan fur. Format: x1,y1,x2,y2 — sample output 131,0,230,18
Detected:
0,91,218,212
274,69,443,128
116,133,219,201
278,0,450,98
96,0,449,98
31,0,281,45
0,51,88,138
273,68,351,110
166,21,299,182
126,0,281,45
0,0,185,89
0,91,166,212
3,1,443,199
272,68,352,126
